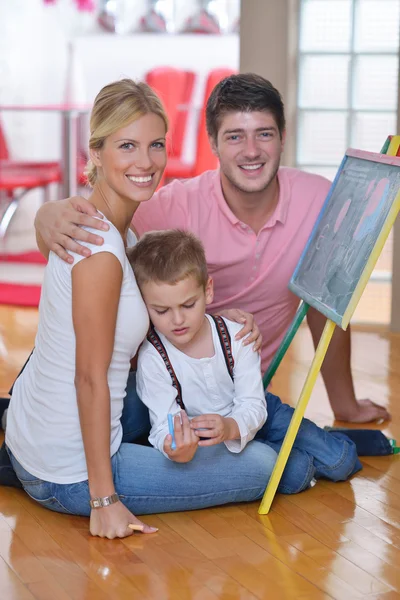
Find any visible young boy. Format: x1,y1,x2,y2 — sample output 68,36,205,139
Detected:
128,230,362,494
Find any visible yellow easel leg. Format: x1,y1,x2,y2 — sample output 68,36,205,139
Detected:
258,319,337,514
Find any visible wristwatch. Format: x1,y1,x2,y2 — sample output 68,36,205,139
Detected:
89,493,120,509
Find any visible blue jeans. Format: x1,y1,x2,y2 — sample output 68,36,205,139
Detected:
6,372,277,516
255,393,362,493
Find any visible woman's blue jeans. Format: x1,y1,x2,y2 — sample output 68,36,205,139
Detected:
6,372,277,517
6,374,361,516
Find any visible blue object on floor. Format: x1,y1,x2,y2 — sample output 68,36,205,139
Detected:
324,427,397,456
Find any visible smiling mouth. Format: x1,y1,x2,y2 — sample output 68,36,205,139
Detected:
238,163,264,172
126,174,154,183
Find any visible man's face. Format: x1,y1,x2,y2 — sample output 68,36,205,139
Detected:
211,111,285,194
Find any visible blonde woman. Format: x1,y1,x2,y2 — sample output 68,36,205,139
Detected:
5,79,276,539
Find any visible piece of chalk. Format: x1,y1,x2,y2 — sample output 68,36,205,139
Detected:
128,523,145,532
168,413,177,450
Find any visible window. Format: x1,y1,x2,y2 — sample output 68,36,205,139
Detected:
297,0,399,324
297,0,399,178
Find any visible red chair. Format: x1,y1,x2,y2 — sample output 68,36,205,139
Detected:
145,67,196,160
0,118,62,236
164,68,236,180
0,121,9,160
0,118,77,238
0,160,61,238
169,71,195,159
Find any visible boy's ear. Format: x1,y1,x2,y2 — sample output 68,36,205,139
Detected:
89,147,102,168
205,276,214,305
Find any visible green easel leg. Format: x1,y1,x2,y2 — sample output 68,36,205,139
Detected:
380,136,391,155
263,301,309,389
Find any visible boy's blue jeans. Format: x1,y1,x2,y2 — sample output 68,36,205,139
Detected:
3,373,361,516
256,393,362,493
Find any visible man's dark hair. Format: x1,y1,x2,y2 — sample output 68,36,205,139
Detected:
206,73,285,141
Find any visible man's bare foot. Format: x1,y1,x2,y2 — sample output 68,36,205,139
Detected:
334,399,391,424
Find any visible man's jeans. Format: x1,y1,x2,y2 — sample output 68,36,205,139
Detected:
255,393,362,494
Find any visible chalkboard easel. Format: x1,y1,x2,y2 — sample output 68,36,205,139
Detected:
259,137,400,514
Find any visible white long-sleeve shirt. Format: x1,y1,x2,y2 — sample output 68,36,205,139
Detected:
136,315,267,457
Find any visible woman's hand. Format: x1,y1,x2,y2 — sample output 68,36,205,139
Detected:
217,309,262,353
164,411,199,463
34,196,109,263
90,500,158,539
190,414,239,447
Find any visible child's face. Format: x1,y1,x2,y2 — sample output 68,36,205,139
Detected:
140,275,214,349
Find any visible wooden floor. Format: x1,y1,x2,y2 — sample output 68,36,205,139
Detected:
1,305,400,600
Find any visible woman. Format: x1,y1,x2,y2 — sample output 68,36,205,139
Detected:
5,79,277,539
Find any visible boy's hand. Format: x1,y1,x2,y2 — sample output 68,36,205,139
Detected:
190,414,240,446
35,197,109,263
217,309,262,353
164,411,199,462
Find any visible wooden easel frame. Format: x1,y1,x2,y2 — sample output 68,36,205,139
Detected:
259,136,400,514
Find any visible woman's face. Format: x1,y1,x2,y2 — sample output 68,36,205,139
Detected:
92,112,167,204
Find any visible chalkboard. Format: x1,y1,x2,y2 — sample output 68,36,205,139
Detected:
289,149,400,329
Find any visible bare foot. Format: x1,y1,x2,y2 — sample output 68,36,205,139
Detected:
334,399,391,424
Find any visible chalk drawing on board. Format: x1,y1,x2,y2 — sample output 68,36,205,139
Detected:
289,149,400,328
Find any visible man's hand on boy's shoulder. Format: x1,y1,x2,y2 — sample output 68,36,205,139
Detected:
164,411,200,463
190,414,240,446
216,309,262,353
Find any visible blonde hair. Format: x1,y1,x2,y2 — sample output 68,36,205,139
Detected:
127,230,209,289
85,78,168,187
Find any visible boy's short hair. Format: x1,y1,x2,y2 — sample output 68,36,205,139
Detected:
127,229,209,288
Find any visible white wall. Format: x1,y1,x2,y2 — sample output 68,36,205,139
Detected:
0,0,238,241
73,33,239,162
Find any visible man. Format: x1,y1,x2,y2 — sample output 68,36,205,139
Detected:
34,73,389,423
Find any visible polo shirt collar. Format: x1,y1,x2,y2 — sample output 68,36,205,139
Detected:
213,167,290,227
213,170,241,225
270,168,290,226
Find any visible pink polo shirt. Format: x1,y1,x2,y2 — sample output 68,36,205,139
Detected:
133,168,331,372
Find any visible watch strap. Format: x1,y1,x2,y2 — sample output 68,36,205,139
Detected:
89,492,119,509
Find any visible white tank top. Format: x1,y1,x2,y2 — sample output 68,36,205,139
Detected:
6,218,149,483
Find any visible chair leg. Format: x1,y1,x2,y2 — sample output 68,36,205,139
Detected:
44,184,51,203
0,199,19,239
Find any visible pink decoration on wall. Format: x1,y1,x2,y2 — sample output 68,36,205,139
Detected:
75,0,95,11
43,0,95,11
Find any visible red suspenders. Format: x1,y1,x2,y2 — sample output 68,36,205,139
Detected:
211,315,234,383
147,315,234,411
147,328,185,410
